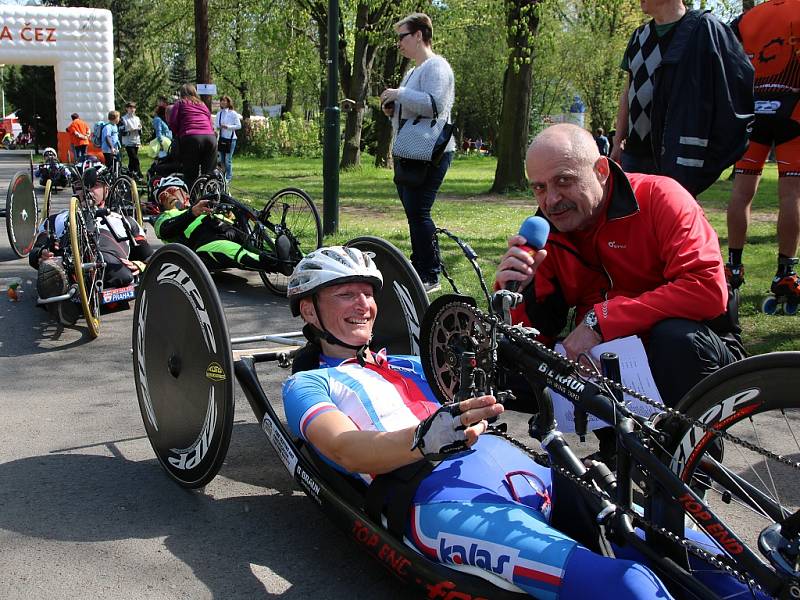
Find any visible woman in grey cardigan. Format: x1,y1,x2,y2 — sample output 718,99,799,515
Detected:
381,13,455,293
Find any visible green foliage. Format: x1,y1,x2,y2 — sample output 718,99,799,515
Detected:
244,114,322,159
4,65,56,147
218,154,796,354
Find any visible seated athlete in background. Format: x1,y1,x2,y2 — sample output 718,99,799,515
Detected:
153,176,292,275
30,170,152,324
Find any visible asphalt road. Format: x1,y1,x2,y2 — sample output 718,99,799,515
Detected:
0,155,410,599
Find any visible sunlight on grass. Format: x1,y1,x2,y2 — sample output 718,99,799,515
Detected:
140,154,797,354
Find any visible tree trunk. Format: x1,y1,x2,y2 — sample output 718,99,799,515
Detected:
341,3,381,169
491,0,539,194
194,0,211,110
285,70,295,115
373,48,402,168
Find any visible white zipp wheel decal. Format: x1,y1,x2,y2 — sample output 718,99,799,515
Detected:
136,290,157,431
168,386,217,471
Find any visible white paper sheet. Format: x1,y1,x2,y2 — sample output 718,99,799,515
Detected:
550,335,664,433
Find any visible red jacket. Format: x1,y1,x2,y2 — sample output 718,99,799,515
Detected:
508,162,730,344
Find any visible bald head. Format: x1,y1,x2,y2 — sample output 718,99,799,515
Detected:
526,124,600,177
525,124,610,232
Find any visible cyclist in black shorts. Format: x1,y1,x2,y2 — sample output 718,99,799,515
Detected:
726,0,800,302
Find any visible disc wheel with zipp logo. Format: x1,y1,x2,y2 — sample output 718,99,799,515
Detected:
132,243,234,488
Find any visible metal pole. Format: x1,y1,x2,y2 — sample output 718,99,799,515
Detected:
1,65,5,118
322,0,340,235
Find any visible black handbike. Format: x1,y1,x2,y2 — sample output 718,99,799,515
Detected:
416,229,800,600
193,185,322,295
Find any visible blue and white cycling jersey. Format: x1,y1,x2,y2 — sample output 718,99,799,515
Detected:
283,352,761,599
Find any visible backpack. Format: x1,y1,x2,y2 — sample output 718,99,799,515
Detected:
91,121,107,148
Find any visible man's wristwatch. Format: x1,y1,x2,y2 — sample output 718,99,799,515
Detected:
583,308,602,338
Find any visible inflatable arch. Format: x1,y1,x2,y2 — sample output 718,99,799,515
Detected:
0,6,114,161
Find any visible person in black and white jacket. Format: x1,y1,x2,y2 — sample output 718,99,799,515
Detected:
380,13,455,294
215,95,242,183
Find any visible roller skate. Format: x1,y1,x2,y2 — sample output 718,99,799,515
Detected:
725,263,745,290
762,272,800,315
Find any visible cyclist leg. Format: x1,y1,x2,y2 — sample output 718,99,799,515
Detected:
775,133,800,258
194,239,284,272
410,436,674,600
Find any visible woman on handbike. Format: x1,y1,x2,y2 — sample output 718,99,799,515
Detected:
282,246,760,599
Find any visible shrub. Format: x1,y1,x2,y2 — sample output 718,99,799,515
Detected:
244,113,322,159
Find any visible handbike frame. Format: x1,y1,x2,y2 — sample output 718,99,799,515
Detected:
497,333,795,598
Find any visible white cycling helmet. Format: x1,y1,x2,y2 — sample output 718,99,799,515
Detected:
155,175,189,195
155,175,189,204
43,147,58,160
288,246,383,317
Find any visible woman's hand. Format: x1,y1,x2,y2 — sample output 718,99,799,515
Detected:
380,88,399,105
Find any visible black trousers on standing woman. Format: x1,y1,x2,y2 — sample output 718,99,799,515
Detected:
179,134,217,191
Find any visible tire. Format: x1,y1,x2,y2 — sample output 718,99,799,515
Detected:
258,187,322,296
132,244,234,488
68,197,101,338
108,175,143,226
189,172,227,204
5,170,38,258
666,352,800,581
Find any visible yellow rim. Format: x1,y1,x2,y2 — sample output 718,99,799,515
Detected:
40,179,52,225
68,197,100,337
130,179,143,227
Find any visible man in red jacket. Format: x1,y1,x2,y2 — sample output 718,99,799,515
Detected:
496,124,744,409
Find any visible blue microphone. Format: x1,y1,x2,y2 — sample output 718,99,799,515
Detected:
507,216,550,292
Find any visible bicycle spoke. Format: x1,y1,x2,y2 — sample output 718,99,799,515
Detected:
749,417,782,510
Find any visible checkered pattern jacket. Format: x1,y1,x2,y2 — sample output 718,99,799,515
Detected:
627,10,754,196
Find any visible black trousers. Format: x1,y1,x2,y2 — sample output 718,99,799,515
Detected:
646,318,743,408
179,134,217,192
124,145,141,177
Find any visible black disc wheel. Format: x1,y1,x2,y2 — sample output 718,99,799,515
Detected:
258,187,322,296
664,352,800,588
419,295,495,404
67,197,102,338
346,236,429,355
107,175,143,226
132,244,235,488
5,170,38,258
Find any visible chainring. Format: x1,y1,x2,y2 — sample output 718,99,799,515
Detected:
420,294,496,404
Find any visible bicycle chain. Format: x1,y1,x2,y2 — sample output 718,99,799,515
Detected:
429,300,800,590
454,301,800,473
490,427,761,589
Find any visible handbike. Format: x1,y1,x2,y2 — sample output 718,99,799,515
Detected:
131,239,532,599
38,189,142,338
194,185,322,295
415,230,800,599
100,155,143,227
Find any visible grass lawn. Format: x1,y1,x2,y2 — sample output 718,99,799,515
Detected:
140,152,797,355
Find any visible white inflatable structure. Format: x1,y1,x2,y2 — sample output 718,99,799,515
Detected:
0,6,114,161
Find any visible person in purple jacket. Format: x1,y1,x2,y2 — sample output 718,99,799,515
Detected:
167,83,217,191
